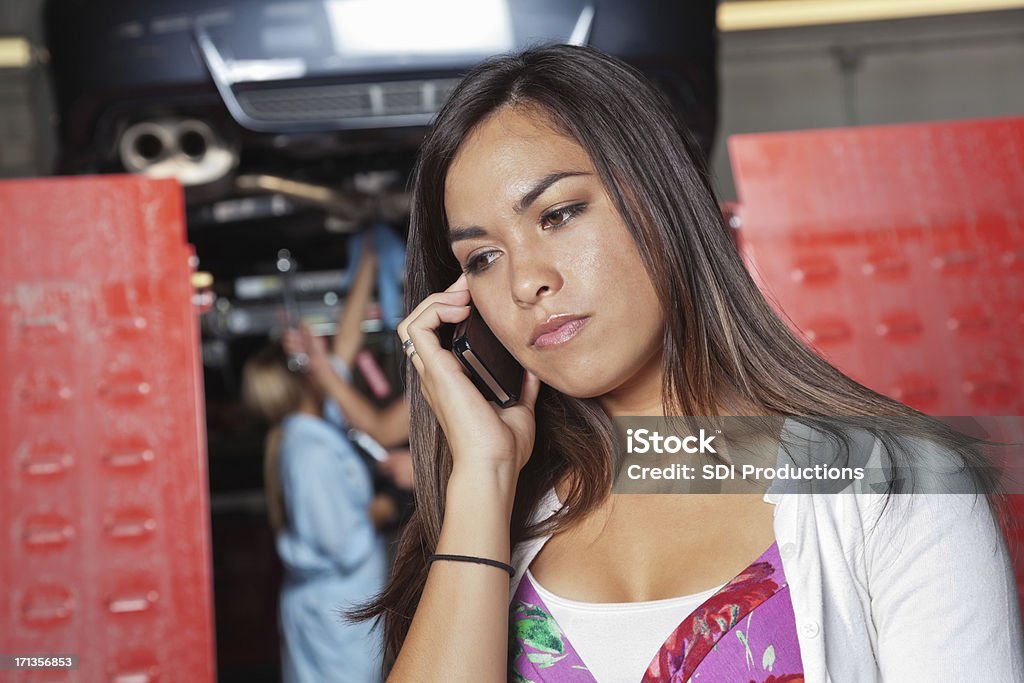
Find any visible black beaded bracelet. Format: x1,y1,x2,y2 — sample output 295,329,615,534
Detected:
427,553,515,577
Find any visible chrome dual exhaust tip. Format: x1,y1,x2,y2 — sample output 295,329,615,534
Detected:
119,118,237,186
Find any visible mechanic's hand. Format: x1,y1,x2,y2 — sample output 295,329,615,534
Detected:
396,273,540,476
283,322,332,380
379,448,416,490
368,493,398,531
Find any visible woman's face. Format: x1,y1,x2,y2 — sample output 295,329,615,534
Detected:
444,105,665,400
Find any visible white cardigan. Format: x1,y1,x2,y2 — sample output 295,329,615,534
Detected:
509,421,1024,682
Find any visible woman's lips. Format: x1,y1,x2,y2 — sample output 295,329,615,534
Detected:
532,317,590,349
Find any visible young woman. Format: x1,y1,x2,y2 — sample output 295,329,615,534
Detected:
352,45,1024,682
242,343,394,682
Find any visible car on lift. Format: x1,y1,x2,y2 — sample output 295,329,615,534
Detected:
45,1,718,273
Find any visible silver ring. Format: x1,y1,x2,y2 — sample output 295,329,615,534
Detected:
402,338,416,358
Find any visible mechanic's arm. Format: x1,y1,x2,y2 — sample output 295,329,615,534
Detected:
314,360,409,448
285,322,410,448
332,242,377,366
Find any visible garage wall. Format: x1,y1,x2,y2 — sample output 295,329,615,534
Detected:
710,8,1024,199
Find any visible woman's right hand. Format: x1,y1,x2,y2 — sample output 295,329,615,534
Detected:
397,273,541,477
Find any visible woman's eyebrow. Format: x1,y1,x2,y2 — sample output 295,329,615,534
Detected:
447,225,488,246
448,170,591,245
513,170,590,215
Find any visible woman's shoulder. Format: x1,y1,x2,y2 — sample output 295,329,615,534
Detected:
792,432,1007,565
769,420,1006,564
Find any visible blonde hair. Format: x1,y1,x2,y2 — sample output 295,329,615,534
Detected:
241,344,306,535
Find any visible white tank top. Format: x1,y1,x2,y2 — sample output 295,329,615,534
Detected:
525,568,725,682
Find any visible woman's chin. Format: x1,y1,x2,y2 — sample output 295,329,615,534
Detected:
536,372,616,401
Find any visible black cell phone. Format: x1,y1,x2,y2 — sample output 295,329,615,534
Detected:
451,304,523,408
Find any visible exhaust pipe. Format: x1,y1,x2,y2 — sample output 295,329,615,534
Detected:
234,174,411,228
118,118,237,187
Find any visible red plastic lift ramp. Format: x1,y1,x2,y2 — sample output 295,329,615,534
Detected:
0,175,216,681
728,116,1024,613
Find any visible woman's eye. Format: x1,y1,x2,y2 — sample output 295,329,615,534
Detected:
541,203,586,230
461,204,586,275
464,250,500,274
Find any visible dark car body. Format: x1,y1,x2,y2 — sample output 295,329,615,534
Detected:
45,0,717,181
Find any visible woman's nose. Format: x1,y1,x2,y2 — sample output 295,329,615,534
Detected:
509,250,562,305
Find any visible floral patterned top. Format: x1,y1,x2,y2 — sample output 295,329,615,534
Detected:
509,540,803,682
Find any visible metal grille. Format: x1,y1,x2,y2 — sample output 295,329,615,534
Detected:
236,78,462,122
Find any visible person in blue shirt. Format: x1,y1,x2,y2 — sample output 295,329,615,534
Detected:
283,238,415,492
286,236,411,455
242,342,392,683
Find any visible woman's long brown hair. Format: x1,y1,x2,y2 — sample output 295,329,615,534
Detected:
348,44,1012,671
